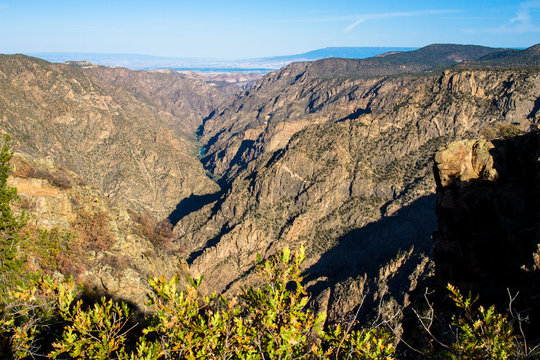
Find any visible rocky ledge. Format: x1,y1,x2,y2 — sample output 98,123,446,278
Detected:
433,132,540,333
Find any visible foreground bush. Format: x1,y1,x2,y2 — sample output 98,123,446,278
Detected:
0,247,399,360
0,247,536,360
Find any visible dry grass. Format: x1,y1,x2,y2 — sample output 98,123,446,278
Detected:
13,161,72,189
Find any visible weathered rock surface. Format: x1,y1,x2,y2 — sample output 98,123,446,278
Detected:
84,66,230,134
433,134,540,301
182,65,540,319
9,152,187,308
0,54,219,217
432,132,540,338
201,65,539,181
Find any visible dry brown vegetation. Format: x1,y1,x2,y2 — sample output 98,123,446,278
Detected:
13,162,72,189
129,210,177,250
72,209,113,252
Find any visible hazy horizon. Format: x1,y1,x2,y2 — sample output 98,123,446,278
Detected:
1,1,539,59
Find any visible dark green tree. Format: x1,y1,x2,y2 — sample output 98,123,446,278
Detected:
0,135,28,298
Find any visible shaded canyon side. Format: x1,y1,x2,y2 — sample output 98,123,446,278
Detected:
433,132,540,335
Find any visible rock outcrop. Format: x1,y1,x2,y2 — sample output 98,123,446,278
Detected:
8,152,188,308
433,133,540,316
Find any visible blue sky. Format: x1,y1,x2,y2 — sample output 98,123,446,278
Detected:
0,0,538,59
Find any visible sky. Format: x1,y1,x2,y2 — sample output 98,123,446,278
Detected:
0,0,539,59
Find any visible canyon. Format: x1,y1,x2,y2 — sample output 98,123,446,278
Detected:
0,44,539,325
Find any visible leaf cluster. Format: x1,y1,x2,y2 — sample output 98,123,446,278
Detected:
443,284,519,360
0,248,397,360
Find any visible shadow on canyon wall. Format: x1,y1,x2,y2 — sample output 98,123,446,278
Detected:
168,189,225,226
305,194,437,299
433,132,540,316
432,131,540,338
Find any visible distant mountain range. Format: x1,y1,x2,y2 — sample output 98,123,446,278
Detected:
234,46,417,69
27,47,417,72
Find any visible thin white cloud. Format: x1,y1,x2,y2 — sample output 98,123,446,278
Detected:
343,9,461,33
344,19,366,32
485,0,540,33
0,3,8,9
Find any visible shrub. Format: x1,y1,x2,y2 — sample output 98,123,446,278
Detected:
0,276,78,359
480,123,523,140
50,296,133,359
236,247,326,359
444,284,517,360
20,226,76,274
12,161,72,189
143,247,397,360
14,248,540,360
131,211,176,250
73,208,113,252
496,123,522,139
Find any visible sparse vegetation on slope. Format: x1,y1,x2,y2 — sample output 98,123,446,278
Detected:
184,65,540,324
0,54,219,218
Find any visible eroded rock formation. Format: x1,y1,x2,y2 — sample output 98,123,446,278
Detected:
8,152,188,308
433,133,540,332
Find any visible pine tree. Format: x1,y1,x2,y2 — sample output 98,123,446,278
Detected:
0,135,27,298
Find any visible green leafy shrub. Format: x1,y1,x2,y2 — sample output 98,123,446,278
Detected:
7,251,539,360
142,247,325,359
143,275,229,359
0,276,77,359
142,247,396,360
325,325,396,360
444,284,517,360
235,247,325,360
50,296,133,360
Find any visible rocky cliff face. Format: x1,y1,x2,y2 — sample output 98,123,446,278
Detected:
83,66,230,134
433,134,540,309
201,65,539,181
181,66,540,320
0,55,219,217
8,152,187,308
2,47,538,322
198,44,519,180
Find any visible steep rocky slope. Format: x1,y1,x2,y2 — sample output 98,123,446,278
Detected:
2,46,538,323
433,133,540,335
199,44,530,180
0,54,219,217
83,66,230,134
181,62,540,319
8,152,187,308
